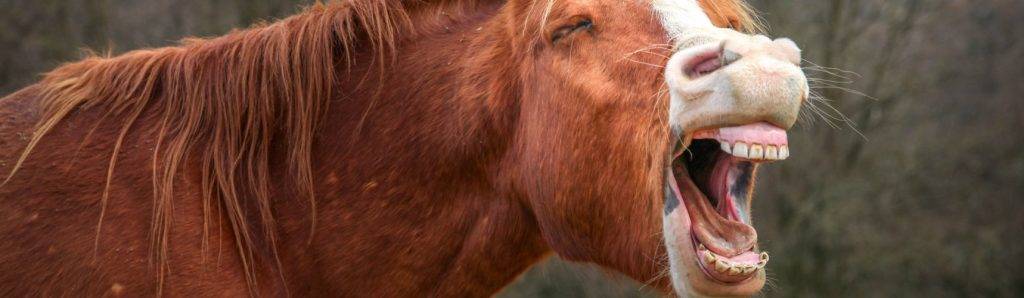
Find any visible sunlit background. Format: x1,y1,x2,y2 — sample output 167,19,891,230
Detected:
1,0,1021,296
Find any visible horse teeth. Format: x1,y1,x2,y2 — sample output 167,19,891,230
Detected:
765,145,779,160
742,265,757,274
760,252,770,261
732,142,749,158
728,266,742,275
727,142,789,161
714,260,730,272
748,144,764,159
703,251,716,263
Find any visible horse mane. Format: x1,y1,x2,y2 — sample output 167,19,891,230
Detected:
4,1,416,294
2,0,761,295
701,0,765,33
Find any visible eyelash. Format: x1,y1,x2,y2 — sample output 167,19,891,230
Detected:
551,19,594,43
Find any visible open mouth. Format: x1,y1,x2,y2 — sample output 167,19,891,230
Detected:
666,122,789,284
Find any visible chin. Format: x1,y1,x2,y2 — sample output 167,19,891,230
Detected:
664,209,767,297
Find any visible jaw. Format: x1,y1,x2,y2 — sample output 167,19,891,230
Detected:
663,209,766,297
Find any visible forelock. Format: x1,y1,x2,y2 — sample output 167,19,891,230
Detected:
651,0,763,40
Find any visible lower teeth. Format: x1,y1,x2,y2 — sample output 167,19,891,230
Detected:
698,244,770,275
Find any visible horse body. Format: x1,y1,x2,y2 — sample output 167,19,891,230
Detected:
0,1,808,297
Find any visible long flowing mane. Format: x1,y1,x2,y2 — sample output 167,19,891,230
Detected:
3,1,415,293
1,0,761,294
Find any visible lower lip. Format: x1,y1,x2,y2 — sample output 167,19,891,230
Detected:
690,235,759,284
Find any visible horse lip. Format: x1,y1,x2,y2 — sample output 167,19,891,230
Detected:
692,236,764,284
663,128,687,215
664,171,682,215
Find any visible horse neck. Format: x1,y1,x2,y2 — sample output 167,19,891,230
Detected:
279,4,549,294
314,4,517,187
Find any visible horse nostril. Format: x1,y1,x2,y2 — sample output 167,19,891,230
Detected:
685,48,742,79
721,49,741,67
686,52,722,78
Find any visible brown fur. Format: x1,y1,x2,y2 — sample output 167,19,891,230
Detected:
0,0,756,296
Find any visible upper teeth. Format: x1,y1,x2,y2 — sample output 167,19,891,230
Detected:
721,142,789,161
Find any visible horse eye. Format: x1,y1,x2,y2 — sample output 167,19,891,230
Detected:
551,19,594,43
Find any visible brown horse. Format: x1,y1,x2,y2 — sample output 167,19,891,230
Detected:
0,0,807,296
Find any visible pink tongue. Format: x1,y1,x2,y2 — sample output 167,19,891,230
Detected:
709,154,744,221
694,122,788,146
723,251,761,265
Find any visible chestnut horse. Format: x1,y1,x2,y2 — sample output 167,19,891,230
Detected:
0,0,808,296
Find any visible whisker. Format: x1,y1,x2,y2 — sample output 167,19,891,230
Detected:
804,89,868,140
635,50,671,59
621,58,666,69
806,77,855,85
810,84,879,102
620,49,670,61
802,59,861,78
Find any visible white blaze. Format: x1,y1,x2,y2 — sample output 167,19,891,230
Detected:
653,0,719,136
653,1,716,297
651,0,716,40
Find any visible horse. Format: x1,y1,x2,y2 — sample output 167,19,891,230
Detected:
0,0,808,296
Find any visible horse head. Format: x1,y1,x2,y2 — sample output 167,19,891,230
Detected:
498,1,807,296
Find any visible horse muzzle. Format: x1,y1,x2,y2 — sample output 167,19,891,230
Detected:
665,28,808,134
660,28,808,297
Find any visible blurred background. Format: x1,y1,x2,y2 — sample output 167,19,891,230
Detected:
1,0,1021,296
